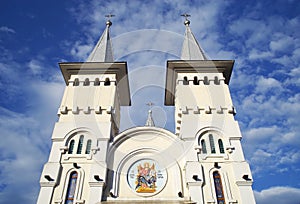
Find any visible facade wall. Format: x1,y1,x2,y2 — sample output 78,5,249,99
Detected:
105,127,188,202
37,67,255,204
174,70,256,204
37,73,119,204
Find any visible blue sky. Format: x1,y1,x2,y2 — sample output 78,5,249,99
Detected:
0,0,300,203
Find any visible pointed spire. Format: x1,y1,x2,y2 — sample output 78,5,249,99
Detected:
87,15,115,62
145,102,155,127
145,110,155,127
180,14,207,60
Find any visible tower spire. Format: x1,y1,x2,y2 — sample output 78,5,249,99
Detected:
87,14,115,62
145,102,155,127
180,13,207,60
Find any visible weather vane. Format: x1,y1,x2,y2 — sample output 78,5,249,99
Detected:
181,13,191,26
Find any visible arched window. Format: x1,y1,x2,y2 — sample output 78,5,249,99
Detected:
94,78,100,86
68,140,75,154
201,139,207,154
104,78,111,86
83,78,90,86
209,134,216,154
214,76,220,85
73,78,79,86
65,171,78,204
183,76,189,85
76,135,84,154
85,140,92,154
218,139,225,154
213,171,225,204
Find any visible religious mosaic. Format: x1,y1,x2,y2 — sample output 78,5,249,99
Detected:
127,159,167,194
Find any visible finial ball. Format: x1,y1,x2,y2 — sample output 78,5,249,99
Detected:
184,19,190,26
106,20,112,27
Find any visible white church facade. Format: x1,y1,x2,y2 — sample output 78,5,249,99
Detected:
37,16,256,204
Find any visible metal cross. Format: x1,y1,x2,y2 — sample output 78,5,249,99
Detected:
105,14,115,20
181,13,191,20
146,102,154,109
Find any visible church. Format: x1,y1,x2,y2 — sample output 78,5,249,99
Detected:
37,15,256,204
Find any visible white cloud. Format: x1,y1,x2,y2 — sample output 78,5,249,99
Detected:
0,83,63,203
271,55,293,66
0,26,15,34
0,57,64,203
255,76,283,93
113,29,182,60
229,18,272,49
244,126,279,142
70,41,93,61
269,34,295,52
229,19,260,36
254,186,300,204
279,151,300,164
28,59,43,75
249,49,273,60
0,107,48,203
66,0,230,62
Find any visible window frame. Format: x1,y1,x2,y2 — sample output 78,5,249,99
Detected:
65,171,78,204
68,140,75,154
213,171,226,204
85,139,92,154
198,131,228,159
76,135,84,154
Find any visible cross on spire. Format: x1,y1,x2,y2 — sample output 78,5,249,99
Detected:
146,102,154,109
105,14,115,27
181,13,191,20
105,14,115,19
181,13,191,26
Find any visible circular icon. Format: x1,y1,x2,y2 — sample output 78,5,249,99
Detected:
127,159,167,196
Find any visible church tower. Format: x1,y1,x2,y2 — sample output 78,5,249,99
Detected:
37,18,131,204
37,15,255,204
164,15,256,203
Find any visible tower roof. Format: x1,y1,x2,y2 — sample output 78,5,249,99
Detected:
87,18,114,62
180,15,207,60
164,15,234,106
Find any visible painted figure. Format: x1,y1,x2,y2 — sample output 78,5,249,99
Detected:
135,162,157,193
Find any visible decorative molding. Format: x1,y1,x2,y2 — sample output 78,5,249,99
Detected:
226,146,235,154
177,105,236,115
83,106,90,114
187,181,203,187
72,106,79,114
205,106,212,114
59,146,68,154
95,106,102,114
40,181,56,187
194,145,202,153
60,106,68,114
91,147,100,154
89,181,105,187
236,180,253,186
54,199,62,204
